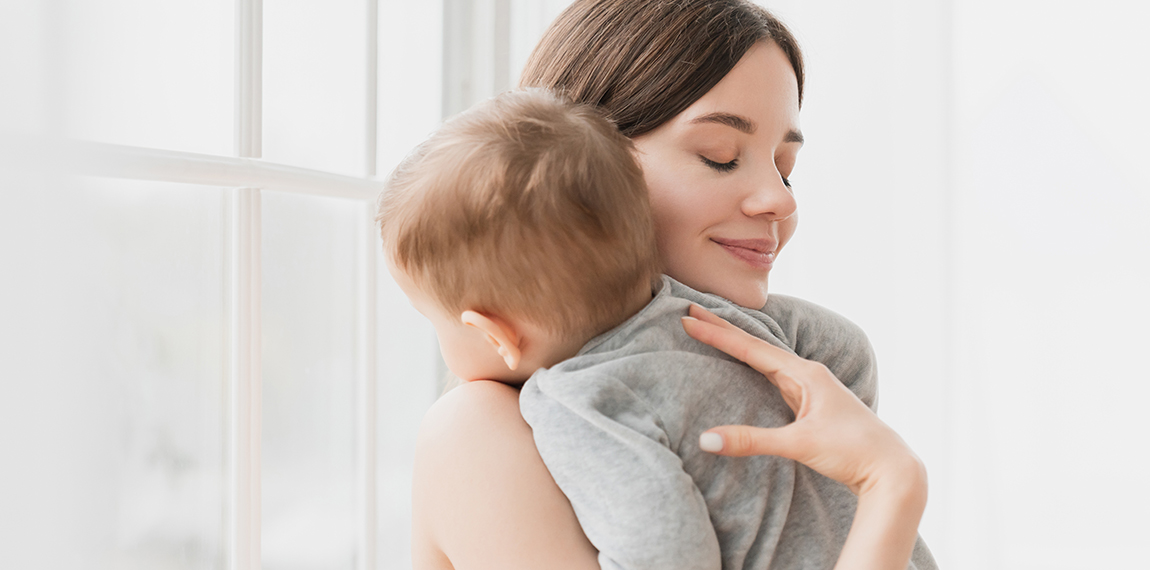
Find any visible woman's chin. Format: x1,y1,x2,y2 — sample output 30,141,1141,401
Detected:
679,274,770,309
722,285,770,310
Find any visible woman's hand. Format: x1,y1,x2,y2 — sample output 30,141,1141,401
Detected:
682,304,927,570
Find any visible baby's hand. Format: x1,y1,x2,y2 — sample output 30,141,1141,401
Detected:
682,304,925,497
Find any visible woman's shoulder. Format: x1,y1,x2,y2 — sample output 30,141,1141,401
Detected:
412,380,599,570
413,380,538,513
419,378,525,440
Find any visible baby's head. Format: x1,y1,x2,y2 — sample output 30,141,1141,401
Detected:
378,89,659,383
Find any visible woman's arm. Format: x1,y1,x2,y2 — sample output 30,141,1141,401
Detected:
411,379,599,570
836,465,928,570
683,304,926,570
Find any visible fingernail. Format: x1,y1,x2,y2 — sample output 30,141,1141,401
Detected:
682,316,698,323
699,432,724,453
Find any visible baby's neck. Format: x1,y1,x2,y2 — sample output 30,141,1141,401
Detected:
520,281,656,377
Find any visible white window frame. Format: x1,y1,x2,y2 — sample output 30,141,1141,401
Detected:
56,1,383,568
25,1,565,567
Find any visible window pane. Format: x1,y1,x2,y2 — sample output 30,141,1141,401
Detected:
0,1,50,136
373,5,444,566
264,0,367,175
260,191,361,570
59,0,233,155
0,173,227,570
374,241,440,570
377,0,443,176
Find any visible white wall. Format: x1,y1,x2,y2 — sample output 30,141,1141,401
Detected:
947,1,1150,568
765,1,1150,568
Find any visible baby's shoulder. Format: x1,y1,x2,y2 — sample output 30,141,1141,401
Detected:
761,293,872,354
761,294,879,409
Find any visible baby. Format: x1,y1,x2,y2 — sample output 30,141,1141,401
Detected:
378,89,934,570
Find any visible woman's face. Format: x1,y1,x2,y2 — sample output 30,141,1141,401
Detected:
632,40,801,309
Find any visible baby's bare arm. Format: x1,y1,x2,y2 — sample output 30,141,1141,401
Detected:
412,380,599,570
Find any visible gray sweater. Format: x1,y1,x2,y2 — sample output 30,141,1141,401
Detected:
520,276,936,570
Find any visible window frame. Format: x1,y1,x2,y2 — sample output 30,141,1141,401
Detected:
57,1,383,568
36,1,569,567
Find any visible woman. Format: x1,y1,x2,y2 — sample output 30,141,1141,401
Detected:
411,1,933,568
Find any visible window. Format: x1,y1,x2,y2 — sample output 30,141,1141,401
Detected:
2,1,450,568
4,2,1144,569
0,1,576,568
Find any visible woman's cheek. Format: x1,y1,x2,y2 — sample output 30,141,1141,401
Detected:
646,170,693,232
649,196,689,266
645,177,699,278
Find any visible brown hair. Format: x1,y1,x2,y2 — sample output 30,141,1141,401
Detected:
377,89,659,338
519,0,804,138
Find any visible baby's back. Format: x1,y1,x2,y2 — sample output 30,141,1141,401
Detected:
521,277,934,570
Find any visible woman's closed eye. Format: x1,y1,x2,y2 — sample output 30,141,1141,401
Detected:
700,155,738,173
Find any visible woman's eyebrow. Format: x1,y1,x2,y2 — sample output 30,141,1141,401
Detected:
690,112,756,134
688,113,804,145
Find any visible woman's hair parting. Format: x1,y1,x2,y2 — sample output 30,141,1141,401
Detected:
519,0,804,138
377,89,659,338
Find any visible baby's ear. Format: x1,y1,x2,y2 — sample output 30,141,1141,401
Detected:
460,310,522,371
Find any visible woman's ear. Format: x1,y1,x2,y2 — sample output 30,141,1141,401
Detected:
459,310,522,371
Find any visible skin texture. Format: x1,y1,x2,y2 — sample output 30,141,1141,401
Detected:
387,257,524,380
411,40,802,568
387,256,584,383
410,40,924,570
632,41,801,309
412,381,598,570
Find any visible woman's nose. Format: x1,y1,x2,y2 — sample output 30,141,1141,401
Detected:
740,171,797,220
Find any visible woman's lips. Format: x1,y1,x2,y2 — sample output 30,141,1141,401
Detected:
711,238,777,269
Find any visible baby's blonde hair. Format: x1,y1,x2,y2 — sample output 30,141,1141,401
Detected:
377,89,659,338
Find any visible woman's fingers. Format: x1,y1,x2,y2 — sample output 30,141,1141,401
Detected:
699,425,802,461
681,308,806,410
687,303,744,333
683,305,925,503
681,312,789,378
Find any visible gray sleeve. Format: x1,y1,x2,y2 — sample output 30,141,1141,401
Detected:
909,535,940,570
762,294,879,411
765,297,940,570
520,373,722,570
